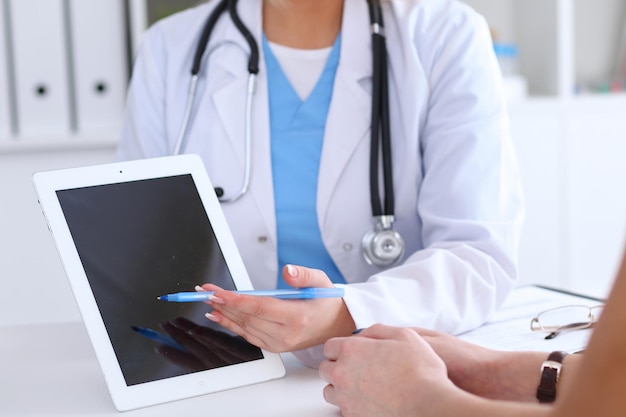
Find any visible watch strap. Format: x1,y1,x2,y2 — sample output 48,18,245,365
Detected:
536,351,569,403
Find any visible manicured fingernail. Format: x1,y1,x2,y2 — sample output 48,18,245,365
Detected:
205,313,219,322
208,294,224,304
352,328,364,335
195,285,205,292
286,264,298,278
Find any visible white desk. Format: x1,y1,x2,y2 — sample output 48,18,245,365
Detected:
1,286,599,416
0,322,338,417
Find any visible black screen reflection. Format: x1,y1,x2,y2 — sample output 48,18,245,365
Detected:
57,174,263,386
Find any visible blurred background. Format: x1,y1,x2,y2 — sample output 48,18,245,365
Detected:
1,0,625,326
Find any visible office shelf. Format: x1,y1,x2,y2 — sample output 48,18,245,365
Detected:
464,0,626,98
0,133,118,154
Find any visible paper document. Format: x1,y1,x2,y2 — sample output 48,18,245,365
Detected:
457,286,602,353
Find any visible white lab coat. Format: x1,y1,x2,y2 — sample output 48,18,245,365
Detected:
118,0,524,367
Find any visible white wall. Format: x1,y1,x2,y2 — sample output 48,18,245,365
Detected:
564,97,626,297
508,101,565,290
509,97,626,300
0,148,115,326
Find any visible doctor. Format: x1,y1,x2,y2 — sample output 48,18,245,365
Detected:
118,0,524,366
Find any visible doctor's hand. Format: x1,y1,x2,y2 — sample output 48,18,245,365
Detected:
197,264,356,352
319,324,459,417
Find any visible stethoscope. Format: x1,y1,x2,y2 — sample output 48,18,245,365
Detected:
174,0,405,267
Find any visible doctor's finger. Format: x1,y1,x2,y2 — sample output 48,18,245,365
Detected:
212,304,323,352
210,291,291,324
195,283,223,292
282,264,335,289
204,307,287,351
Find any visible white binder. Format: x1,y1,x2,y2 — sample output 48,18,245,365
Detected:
0,0,13,139
68,0,128,137
8,0,71,139
126,0,149,59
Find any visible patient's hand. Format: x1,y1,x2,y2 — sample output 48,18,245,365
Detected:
413,327,549,402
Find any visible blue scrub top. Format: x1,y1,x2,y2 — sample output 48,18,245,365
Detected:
263,34,346,288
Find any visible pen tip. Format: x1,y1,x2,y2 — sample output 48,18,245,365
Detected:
156,296,162,300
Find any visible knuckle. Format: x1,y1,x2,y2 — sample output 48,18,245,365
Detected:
238,314,253,329
332,367,349,388
398,327,418,341
231,303,263,329
250,301,266,318
289,314,309,329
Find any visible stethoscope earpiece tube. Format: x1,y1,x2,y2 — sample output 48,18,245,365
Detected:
228,0,259,74
177,0,228,156
192,0,228,75
174,0,256,203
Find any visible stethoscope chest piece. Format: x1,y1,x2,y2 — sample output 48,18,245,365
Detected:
362,215,405,267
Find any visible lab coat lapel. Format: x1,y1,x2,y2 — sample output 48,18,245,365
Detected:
318,0,372,219
211,0,276,239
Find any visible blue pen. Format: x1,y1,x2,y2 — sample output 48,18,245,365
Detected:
157,287,345,302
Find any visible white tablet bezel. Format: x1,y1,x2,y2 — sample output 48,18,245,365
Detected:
33,154,285,411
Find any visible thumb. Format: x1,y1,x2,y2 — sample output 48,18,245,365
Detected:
282,264,334,288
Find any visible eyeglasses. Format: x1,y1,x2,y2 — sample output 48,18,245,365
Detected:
530,304,604,339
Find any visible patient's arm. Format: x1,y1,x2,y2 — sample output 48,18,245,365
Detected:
319,249,626,417
552,249,626,417
413,328,582,402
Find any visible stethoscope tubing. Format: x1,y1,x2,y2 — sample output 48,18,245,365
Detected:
173,74,199,156
174,0,404,266
367,0,395,218
174,0,258,203
173,42,255,203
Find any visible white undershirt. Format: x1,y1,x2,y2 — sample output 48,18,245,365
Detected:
267,41,333,100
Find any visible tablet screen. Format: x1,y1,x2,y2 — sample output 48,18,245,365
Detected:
56,174,263,386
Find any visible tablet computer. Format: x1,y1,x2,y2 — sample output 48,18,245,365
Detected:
32,154,285,411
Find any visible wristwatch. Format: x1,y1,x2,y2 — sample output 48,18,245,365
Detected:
536,351,569,403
